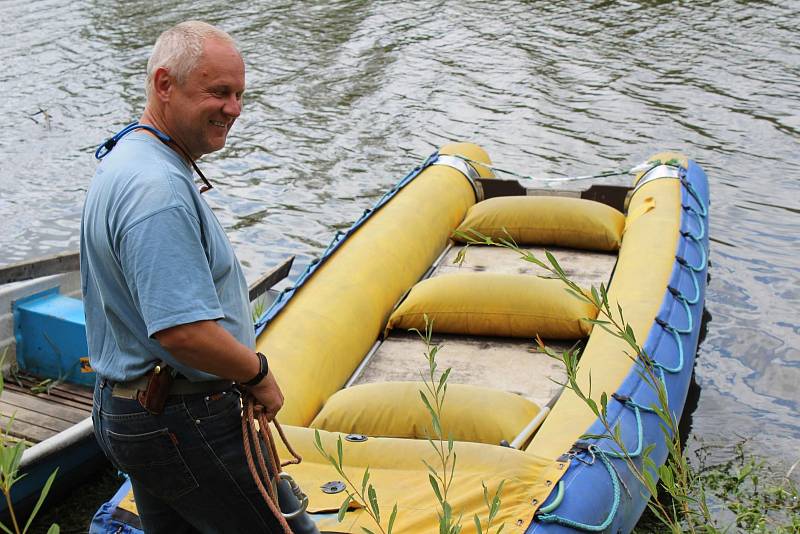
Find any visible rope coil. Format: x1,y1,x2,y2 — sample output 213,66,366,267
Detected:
241,393,304,534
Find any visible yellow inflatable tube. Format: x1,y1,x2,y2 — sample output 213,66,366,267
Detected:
527,152,687,459
256,144,491,426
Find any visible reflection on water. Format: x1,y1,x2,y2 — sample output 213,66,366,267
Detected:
1,0,798,477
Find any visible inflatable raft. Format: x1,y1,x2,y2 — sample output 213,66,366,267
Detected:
91,143,709,533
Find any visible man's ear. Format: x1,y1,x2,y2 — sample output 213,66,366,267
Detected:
151,67,174,102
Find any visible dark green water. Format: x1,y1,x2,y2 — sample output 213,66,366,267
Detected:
2,0,799,529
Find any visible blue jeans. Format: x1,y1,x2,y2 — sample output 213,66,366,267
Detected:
92,378,283,533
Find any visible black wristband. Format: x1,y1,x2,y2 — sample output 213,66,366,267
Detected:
241,352,269,387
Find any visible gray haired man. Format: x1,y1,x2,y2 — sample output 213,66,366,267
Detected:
82,21,284,532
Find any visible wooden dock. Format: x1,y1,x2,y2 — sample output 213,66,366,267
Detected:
0,374,92,444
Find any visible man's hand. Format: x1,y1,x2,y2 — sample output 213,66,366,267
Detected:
249,371,284,421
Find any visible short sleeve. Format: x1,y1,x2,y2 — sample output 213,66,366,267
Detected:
119,206,224,337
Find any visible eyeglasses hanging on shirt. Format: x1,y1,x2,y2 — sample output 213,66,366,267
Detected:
95,122,214,194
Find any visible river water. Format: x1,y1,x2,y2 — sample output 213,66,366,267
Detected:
2,0,799,510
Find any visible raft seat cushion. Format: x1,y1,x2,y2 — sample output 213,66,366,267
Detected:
310,381,540,446
453,196,625,251
385,272,597,339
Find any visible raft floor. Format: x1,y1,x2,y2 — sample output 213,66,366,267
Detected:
0,374,92,444
351,245,618,407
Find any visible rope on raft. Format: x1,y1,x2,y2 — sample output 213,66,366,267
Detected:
535,168,709,531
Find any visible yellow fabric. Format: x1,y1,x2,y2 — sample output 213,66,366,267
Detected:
623,196,656,234
528,154,686,460
310,381,540,445
256,144,485,426
386,272,597,339
453,196,625,251
117,488,137,515
277,425,567,533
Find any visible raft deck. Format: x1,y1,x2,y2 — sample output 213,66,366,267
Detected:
349,245,618,408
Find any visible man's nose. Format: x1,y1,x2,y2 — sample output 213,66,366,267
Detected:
223,94,242,117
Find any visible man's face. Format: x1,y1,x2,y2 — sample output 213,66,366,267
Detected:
165,38,245,160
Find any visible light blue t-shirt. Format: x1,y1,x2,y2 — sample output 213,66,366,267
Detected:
80,131,254,382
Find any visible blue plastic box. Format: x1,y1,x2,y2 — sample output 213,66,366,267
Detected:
12,287,94,386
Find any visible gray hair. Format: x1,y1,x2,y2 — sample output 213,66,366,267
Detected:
146,21,237,96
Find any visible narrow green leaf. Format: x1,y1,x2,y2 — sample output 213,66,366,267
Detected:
22,467,58,534
613,423,623,444
658,464,675,490
361,528,376,534
431,413,442,438
585,397,599,416
46,526,60,534
473,515,483,534
453,512,464,534
419,391,437,421
583,318,612,326
590,286,601,307
437,368,451,394
439,513,448,534
9,442,25,477
642,470,657,496
387,503,398,534
337,436,344,467
545,251,565,277
358,466,369,495
429,474,444,503
495,524,505,534
624,324,636,343
314,429,323,451
490,480,505,521
600,392,608,419
337,495,352,522
0,520,15,534
368,484,380,523
489,495,500,520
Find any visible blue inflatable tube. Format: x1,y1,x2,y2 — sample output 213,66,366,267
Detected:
529,160,710,533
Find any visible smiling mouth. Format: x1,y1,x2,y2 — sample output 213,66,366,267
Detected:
210,120,227,128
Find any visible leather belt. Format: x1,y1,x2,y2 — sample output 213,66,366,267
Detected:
111,376,234,400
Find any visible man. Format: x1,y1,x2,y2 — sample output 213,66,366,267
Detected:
81,21,284,532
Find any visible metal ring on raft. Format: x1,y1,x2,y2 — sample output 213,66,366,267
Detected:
432,154,484,202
